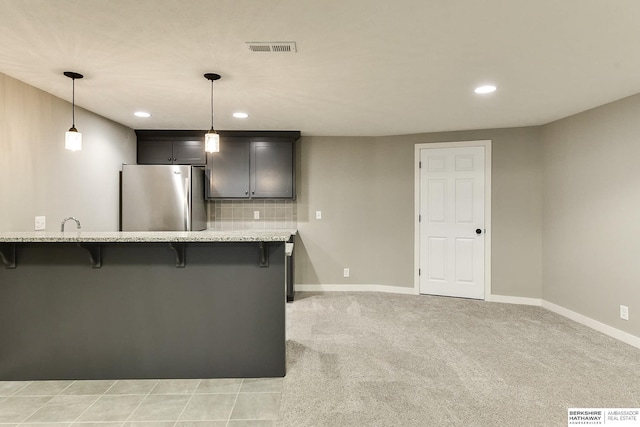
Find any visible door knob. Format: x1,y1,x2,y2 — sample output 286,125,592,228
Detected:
476,229,482,234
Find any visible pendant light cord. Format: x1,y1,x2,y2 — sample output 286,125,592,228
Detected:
63,71,83,133
72,78,76,128
210,79,214,130
203,73,220,136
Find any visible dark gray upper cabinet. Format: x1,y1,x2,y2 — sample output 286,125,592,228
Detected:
251,141,293,198
173,140,206,165
136,139,174,164
206,141,251,198
206,131,299,200
136,130,206,165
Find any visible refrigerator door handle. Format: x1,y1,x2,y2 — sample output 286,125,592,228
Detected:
184,177,190,231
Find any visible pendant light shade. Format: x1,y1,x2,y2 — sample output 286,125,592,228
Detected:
65,127,82,151
64,71,83,151
205,130,220,153
204,73,221,153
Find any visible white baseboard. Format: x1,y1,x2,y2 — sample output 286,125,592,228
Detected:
485,295,639,350
294,286,639,349
487,294,543,306
295,284,418,295
542,300,640,349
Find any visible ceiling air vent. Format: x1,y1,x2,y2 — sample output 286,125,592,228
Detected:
246,41,297,53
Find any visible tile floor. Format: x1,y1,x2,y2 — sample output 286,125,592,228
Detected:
0,378,281,427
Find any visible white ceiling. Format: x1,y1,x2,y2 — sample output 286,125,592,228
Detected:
1,0,640,136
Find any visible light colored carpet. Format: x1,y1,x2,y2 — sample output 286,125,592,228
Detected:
278,292,640,427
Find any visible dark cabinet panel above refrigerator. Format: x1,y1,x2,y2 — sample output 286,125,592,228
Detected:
137,139,174,164
136,130,206,165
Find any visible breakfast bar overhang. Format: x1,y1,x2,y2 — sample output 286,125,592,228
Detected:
0,231,294,381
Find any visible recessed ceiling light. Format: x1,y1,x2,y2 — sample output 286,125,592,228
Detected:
134,111,151,118
474,85,496,94
233,112,249,119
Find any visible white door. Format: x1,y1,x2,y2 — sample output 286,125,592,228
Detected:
419,145,485,299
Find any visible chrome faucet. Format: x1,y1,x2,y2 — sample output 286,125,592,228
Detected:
61,217,81,232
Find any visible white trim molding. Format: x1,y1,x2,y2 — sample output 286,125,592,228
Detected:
488,294,639,349
295,284,418,295
486,294,543,306
542,300,640,350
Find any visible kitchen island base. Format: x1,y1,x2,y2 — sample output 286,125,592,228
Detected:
0,240,285,380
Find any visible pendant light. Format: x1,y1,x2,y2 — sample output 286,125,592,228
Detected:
63,71,84,151
204,73,221,153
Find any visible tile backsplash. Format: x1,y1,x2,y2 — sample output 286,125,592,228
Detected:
208,200,297,230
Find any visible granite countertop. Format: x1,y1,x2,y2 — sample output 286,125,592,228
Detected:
0,230,297,243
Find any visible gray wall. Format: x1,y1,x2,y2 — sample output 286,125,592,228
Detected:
296,136,394,286
0,73,136,231
541,93,640,337
296,127,543,299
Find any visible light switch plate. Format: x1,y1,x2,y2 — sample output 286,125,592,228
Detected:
34,216,46,230
316,210,322,220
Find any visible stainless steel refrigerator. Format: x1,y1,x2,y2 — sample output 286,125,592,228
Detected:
121,165,207,231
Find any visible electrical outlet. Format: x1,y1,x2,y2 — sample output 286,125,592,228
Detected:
34,216,46,231
254,211,260,220
620,305,629,321
316,210,322,220
343,268,350,278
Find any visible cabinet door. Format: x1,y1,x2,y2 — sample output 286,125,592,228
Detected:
250,141,294,198
206,141,250,198
137,140,173,164
173,140,205,165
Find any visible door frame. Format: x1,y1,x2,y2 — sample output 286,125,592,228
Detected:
414,140,492,299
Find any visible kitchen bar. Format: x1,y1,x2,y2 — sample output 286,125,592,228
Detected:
0,230,295,381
